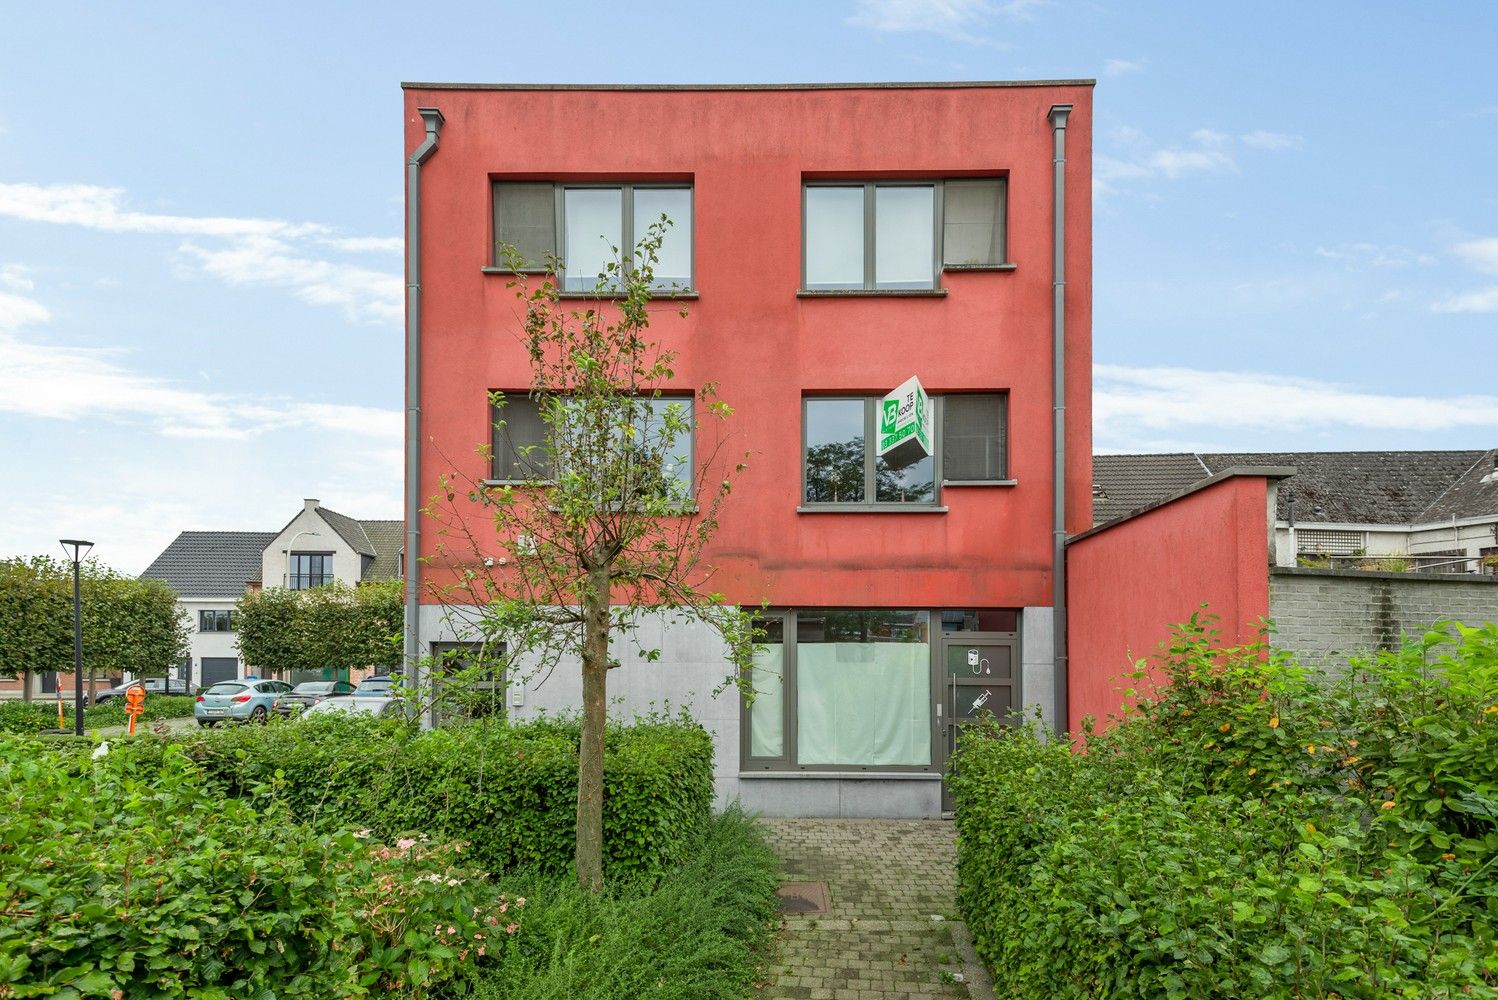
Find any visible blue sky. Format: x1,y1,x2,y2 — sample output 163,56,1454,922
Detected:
1,1,1495,572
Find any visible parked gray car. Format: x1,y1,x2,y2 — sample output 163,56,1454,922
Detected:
273,680,356,716
94,676,191,704
195,678,292,726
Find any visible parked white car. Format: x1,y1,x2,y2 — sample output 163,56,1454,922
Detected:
302,696,410,719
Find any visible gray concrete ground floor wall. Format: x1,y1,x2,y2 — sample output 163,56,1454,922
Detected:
1270,567,1498,665
418,603,1056,819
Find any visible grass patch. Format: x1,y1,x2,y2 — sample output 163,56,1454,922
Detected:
468,806,781,1000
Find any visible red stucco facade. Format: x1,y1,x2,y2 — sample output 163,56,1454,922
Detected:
1065,474,1276,731
403,82,1094,612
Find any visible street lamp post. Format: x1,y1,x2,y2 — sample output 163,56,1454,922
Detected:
284,531,323,589
59,539,94,736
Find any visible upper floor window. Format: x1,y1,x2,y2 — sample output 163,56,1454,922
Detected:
289,552,333,590
492,182,693,292
199,609,235,632
802,179,1007,291
802,392,1008,508
490,392,695,499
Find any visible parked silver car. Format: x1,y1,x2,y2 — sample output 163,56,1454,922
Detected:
195,678,293,726
302,696,411,719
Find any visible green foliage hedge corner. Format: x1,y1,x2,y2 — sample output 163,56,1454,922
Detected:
951,617,1498,999
0,694,197,734
89,714,715,880
0,736,523,998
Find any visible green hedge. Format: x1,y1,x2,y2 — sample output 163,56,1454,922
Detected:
0,734,521,998
952,618,1498,999
0,694,196,734
64,714,716,880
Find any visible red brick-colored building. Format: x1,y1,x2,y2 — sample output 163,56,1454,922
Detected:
402,81,1093,816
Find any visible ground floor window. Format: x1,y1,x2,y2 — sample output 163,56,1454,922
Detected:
744,609,933,770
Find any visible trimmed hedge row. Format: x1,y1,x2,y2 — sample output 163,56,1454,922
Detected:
83,714,716,879
0,694,196,734
952,618,1498,999
0,734,517,998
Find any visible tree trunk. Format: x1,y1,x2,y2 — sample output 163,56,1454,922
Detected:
575,561,610,891
88,668,97,706
20,669,32,704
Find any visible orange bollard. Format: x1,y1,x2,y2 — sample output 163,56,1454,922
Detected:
125,685,146,736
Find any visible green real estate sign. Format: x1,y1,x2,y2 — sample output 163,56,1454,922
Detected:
878,376,933,470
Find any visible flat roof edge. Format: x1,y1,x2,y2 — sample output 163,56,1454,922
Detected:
401,79,1097,92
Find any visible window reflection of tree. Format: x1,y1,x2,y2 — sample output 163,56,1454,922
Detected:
806,437,935,504
805,437,867,502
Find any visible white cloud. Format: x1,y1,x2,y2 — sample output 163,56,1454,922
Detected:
1098,126,1303,199
1314,242,1437,269
0,182,400,325
1102,58,1143,77
1097,129,1237,190
179,235,402,325
1095,364,1498,451
0,290,398,441
1241,130,1304,150
1432,237,1498,313
0,288,403,572
0,290,50,332
0,263,35,291
845,0,1043,42
1452,237,1498,275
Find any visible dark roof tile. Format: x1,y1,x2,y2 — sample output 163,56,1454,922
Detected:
140,531,276,598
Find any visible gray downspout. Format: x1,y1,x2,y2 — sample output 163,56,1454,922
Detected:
1048,104,1072,734
405,107,444,727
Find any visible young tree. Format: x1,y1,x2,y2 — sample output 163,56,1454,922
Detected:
426,220,755,890
0,557,72,702
83,571,190,702
236,587,305,675
237,581,403,679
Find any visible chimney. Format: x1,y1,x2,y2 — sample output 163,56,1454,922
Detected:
303,498,320,511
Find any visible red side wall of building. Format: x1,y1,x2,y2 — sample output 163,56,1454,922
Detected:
1065,475,1273,730
403,83,1093,612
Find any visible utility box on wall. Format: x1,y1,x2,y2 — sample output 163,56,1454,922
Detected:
878,376,933,470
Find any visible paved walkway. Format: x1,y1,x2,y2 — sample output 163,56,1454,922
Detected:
758,819,991,1000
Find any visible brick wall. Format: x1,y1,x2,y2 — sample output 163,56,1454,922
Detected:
1270,567,1498,665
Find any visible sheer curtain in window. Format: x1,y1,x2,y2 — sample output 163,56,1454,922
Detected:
795,613,930,766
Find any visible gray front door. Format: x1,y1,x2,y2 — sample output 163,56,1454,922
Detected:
940,635,1018,812
200,657,239,687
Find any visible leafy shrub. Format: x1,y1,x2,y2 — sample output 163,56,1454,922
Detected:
952,616,1498,999
0,734,520,998
470,807,781,1000
0,694,196,734
51,713,716,879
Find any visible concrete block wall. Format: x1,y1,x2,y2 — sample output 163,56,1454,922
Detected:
1270,567,1498,665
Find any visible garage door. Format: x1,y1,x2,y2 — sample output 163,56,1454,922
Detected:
200,658,239,687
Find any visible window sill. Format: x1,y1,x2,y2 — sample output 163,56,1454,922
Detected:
797,288,947,298
479,269,699,300
738,770,941,780
556,290,699,301
797,504,948,514
941,479,1018,487
942,262,1017,272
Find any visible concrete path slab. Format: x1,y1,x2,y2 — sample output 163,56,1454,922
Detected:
758,818,994,1000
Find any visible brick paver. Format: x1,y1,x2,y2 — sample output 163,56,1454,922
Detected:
758,819,972,1000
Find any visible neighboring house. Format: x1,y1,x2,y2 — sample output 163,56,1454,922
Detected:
1093,451,1498,575
403,80,1094,817
140,499,402,688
